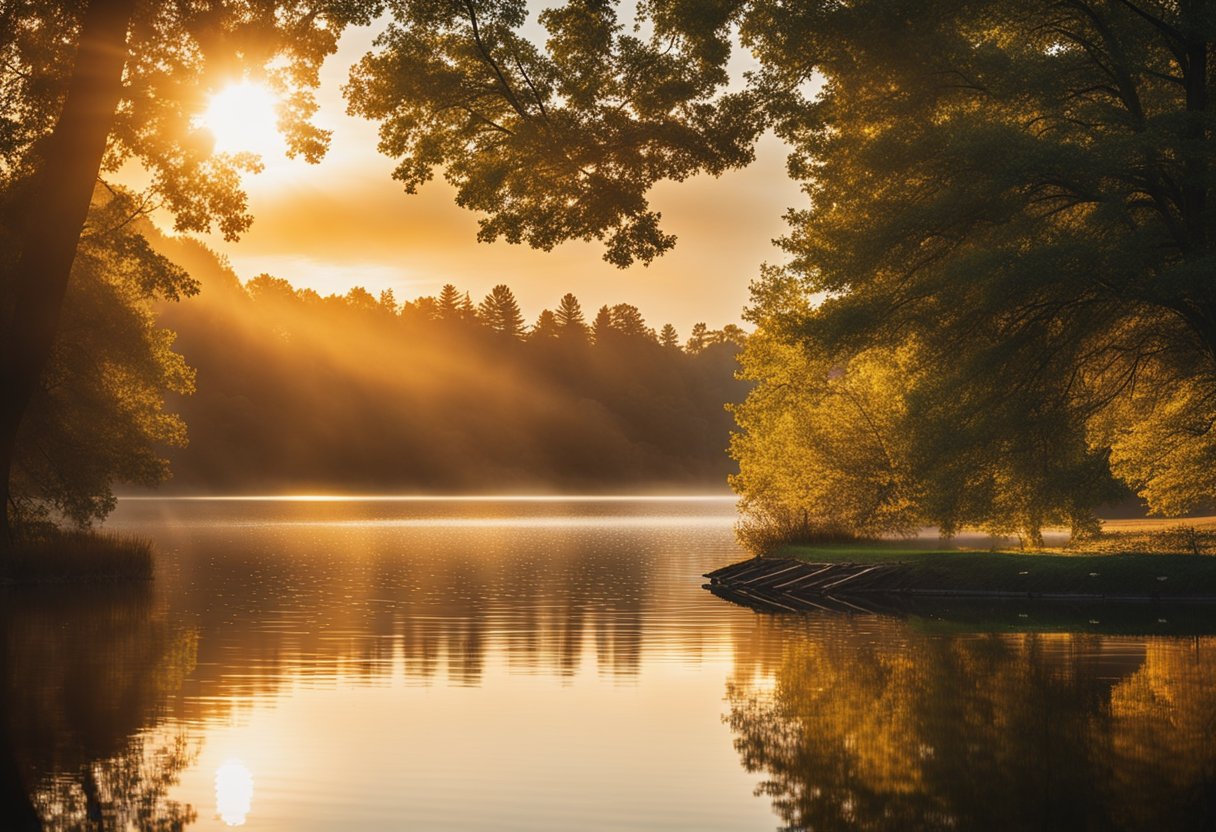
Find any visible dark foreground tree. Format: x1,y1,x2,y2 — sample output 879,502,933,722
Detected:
346,0,761,267
4,192,198,527
0,0,382,538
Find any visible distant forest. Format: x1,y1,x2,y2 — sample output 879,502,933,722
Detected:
148,233,748,493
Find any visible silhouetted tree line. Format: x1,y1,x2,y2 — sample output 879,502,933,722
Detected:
151,235,748,493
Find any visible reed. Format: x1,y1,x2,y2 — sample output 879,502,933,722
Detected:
1,529,154,584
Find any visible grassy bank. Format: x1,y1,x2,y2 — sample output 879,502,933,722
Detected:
1,530,154,584
776,542,1216,598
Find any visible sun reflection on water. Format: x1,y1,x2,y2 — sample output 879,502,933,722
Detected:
215,759,254,826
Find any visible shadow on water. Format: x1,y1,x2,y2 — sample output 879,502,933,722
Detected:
0,585,199,831
727,613,1216,831
710,582,1216,637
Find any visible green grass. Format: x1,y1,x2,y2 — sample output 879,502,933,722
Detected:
0,529,154,584
777,542,1216,598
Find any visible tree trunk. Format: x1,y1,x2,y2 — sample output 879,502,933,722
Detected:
0,0,136,542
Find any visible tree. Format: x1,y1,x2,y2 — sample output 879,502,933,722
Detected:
346,0,761,267
659,323,680,350
732,266,1120,547
713,323,746,348
555,293,588,339
591,305,614,344
735,0,1216,517
437,283,464,321
400,294,438,325
478,284,526,339
729,324,922,550
530,308,561,341
345,286,380,314
2,0,778,537
609,303,653,340
4,192,197,527
686,322,709,355
0,0,382,538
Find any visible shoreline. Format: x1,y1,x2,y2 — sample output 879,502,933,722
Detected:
705,550,1216,616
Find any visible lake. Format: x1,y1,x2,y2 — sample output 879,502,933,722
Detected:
4,497,1214,830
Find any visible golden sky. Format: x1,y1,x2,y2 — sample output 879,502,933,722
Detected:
152,24,803,335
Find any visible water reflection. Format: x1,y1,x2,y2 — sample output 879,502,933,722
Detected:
214,760,253,826
120,499,744,710
726,615,1216,831
0,586,199,830
5,500,1216,829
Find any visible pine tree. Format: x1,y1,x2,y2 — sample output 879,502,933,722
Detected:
610,304,653,340
478,284,527,339
437,284,463,320
591,305,614,345
530,309,561,340
555,293,588,338
659,324,680,350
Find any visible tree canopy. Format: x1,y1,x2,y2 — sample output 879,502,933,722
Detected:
0,0,762,532
726,0,1216,541
9,0,1216,534
346,0,762,266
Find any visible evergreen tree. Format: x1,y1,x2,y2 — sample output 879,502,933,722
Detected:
530,309,561,341
591,305,614,345
659,324,680,350
437,284,463,320
609,304,654,340
555,293,588,337
478,284,527,339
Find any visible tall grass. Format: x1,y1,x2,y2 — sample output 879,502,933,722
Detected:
1,529,154,584
735,508,859,555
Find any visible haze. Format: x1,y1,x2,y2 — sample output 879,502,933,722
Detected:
123,23,801,335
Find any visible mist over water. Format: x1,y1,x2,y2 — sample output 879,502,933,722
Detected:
4,498,1214,830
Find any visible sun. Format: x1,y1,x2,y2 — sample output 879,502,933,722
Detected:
201,81,285,158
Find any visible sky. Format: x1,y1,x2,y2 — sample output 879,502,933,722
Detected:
142,22,804,336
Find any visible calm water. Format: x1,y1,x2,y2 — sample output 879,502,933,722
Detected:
4,498,1215,830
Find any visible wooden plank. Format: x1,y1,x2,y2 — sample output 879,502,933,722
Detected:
732,586,803,613
772,564,838,590
740,562,810,588
818,564,890,591
703,557,765,580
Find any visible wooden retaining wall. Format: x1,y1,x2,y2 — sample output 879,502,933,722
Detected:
703,557,905,614
702,557,1216,614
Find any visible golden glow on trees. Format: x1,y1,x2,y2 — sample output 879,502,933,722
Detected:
200,82,285,160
